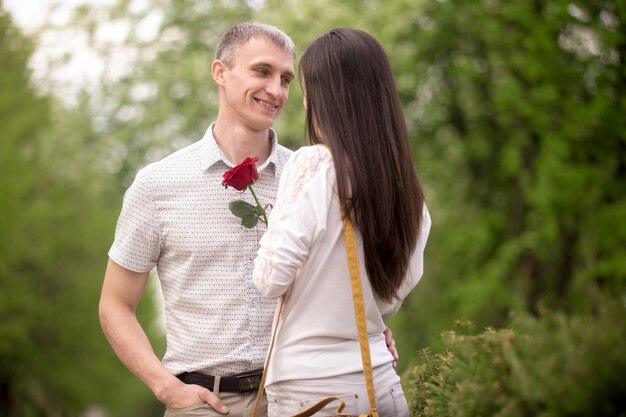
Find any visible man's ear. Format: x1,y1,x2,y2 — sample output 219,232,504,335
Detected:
212,59,227,85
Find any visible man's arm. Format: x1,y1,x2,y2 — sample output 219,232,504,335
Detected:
99,259,228,413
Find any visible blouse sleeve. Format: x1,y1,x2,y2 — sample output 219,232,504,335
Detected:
253,145,333,298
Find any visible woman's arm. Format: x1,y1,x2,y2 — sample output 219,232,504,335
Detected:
253,146,333,297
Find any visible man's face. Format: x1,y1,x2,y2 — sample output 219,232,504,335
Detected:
219,37,295,132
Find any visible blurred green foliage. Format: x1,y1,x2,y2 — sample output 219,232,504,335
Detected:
393,0,626,336
0,6,163,417
1,0,624,414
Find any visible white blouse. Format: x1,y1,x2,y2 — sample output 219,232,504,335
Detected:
253,144,431,386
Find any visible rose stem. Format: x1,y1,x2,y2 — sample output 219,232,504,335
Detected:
248,185,268,225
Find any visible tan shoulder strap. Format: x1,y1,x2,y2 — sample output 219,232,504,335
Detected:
343,217,379,417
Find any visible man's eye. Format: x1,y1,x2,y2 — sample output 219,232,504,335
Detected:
256,68,269,76
281,77,292,86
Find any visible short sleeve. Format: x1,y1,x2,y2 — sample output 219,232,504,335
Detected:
253,145,333,298
108,170,162,272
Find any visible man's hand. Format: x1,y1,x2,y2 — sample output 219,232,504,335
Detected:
384,327,399,368
158,378,229,414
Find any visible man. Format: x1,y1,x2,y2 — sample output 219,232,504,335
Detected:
99,22,397,417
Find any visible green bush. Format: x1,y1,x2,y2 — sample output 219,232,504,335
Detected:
409,295,626,417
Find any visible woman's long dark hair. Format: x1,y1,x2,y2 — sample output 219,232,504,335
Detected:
299,28,425,302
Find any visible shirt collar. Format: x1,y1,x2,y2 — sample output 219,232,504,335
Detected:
200,123,281,178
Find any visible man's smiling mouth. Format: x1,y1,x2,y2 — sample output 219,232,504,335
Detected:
254,98,279,110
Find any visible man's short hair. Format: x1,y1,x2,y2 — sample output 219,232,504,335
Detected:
215,21,296,68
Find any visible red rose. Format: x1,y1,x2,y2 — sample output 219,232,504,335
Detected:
222,157,260,191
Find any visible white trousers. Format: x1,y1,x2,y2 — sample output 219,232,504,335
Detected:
264,362,409,417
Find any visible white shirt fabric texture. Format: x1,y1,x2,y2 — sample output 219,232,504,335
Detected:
109,124,292,376
253,144,431,386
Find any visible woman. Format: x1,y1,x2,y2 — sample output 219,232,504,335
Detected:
252,28,431,416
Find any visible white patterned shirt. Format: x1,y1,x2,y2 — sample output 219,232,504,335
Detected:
109,124,292,376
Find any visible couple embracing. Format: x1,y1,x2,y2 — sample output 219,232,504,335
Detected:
99,21,431,417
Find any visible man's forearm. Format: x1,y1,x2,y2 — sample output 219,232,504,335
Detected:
99,300,178,402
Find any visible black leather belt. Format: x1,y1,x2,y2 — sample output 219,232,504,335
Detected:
176,369,263,393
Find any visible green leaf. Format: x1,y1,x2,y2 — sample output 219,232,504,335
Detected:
241,215,259,228
229,200,257,218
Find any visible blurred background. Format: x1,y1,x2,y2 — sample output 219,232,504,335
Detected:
1,0,624,415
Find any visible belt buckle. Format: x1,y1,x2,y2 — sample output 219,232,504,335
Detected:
237,374,261,392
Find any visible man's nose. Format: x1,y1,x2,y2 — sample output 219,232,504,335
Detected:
266,75,284,98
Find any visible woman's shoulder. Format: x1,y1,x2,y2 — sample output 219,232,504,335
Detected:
280,145,334,190
289,144,332,165
283,144,333,177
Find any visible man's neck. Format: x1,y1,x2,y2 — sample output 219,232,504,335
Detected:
212,121,272,166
